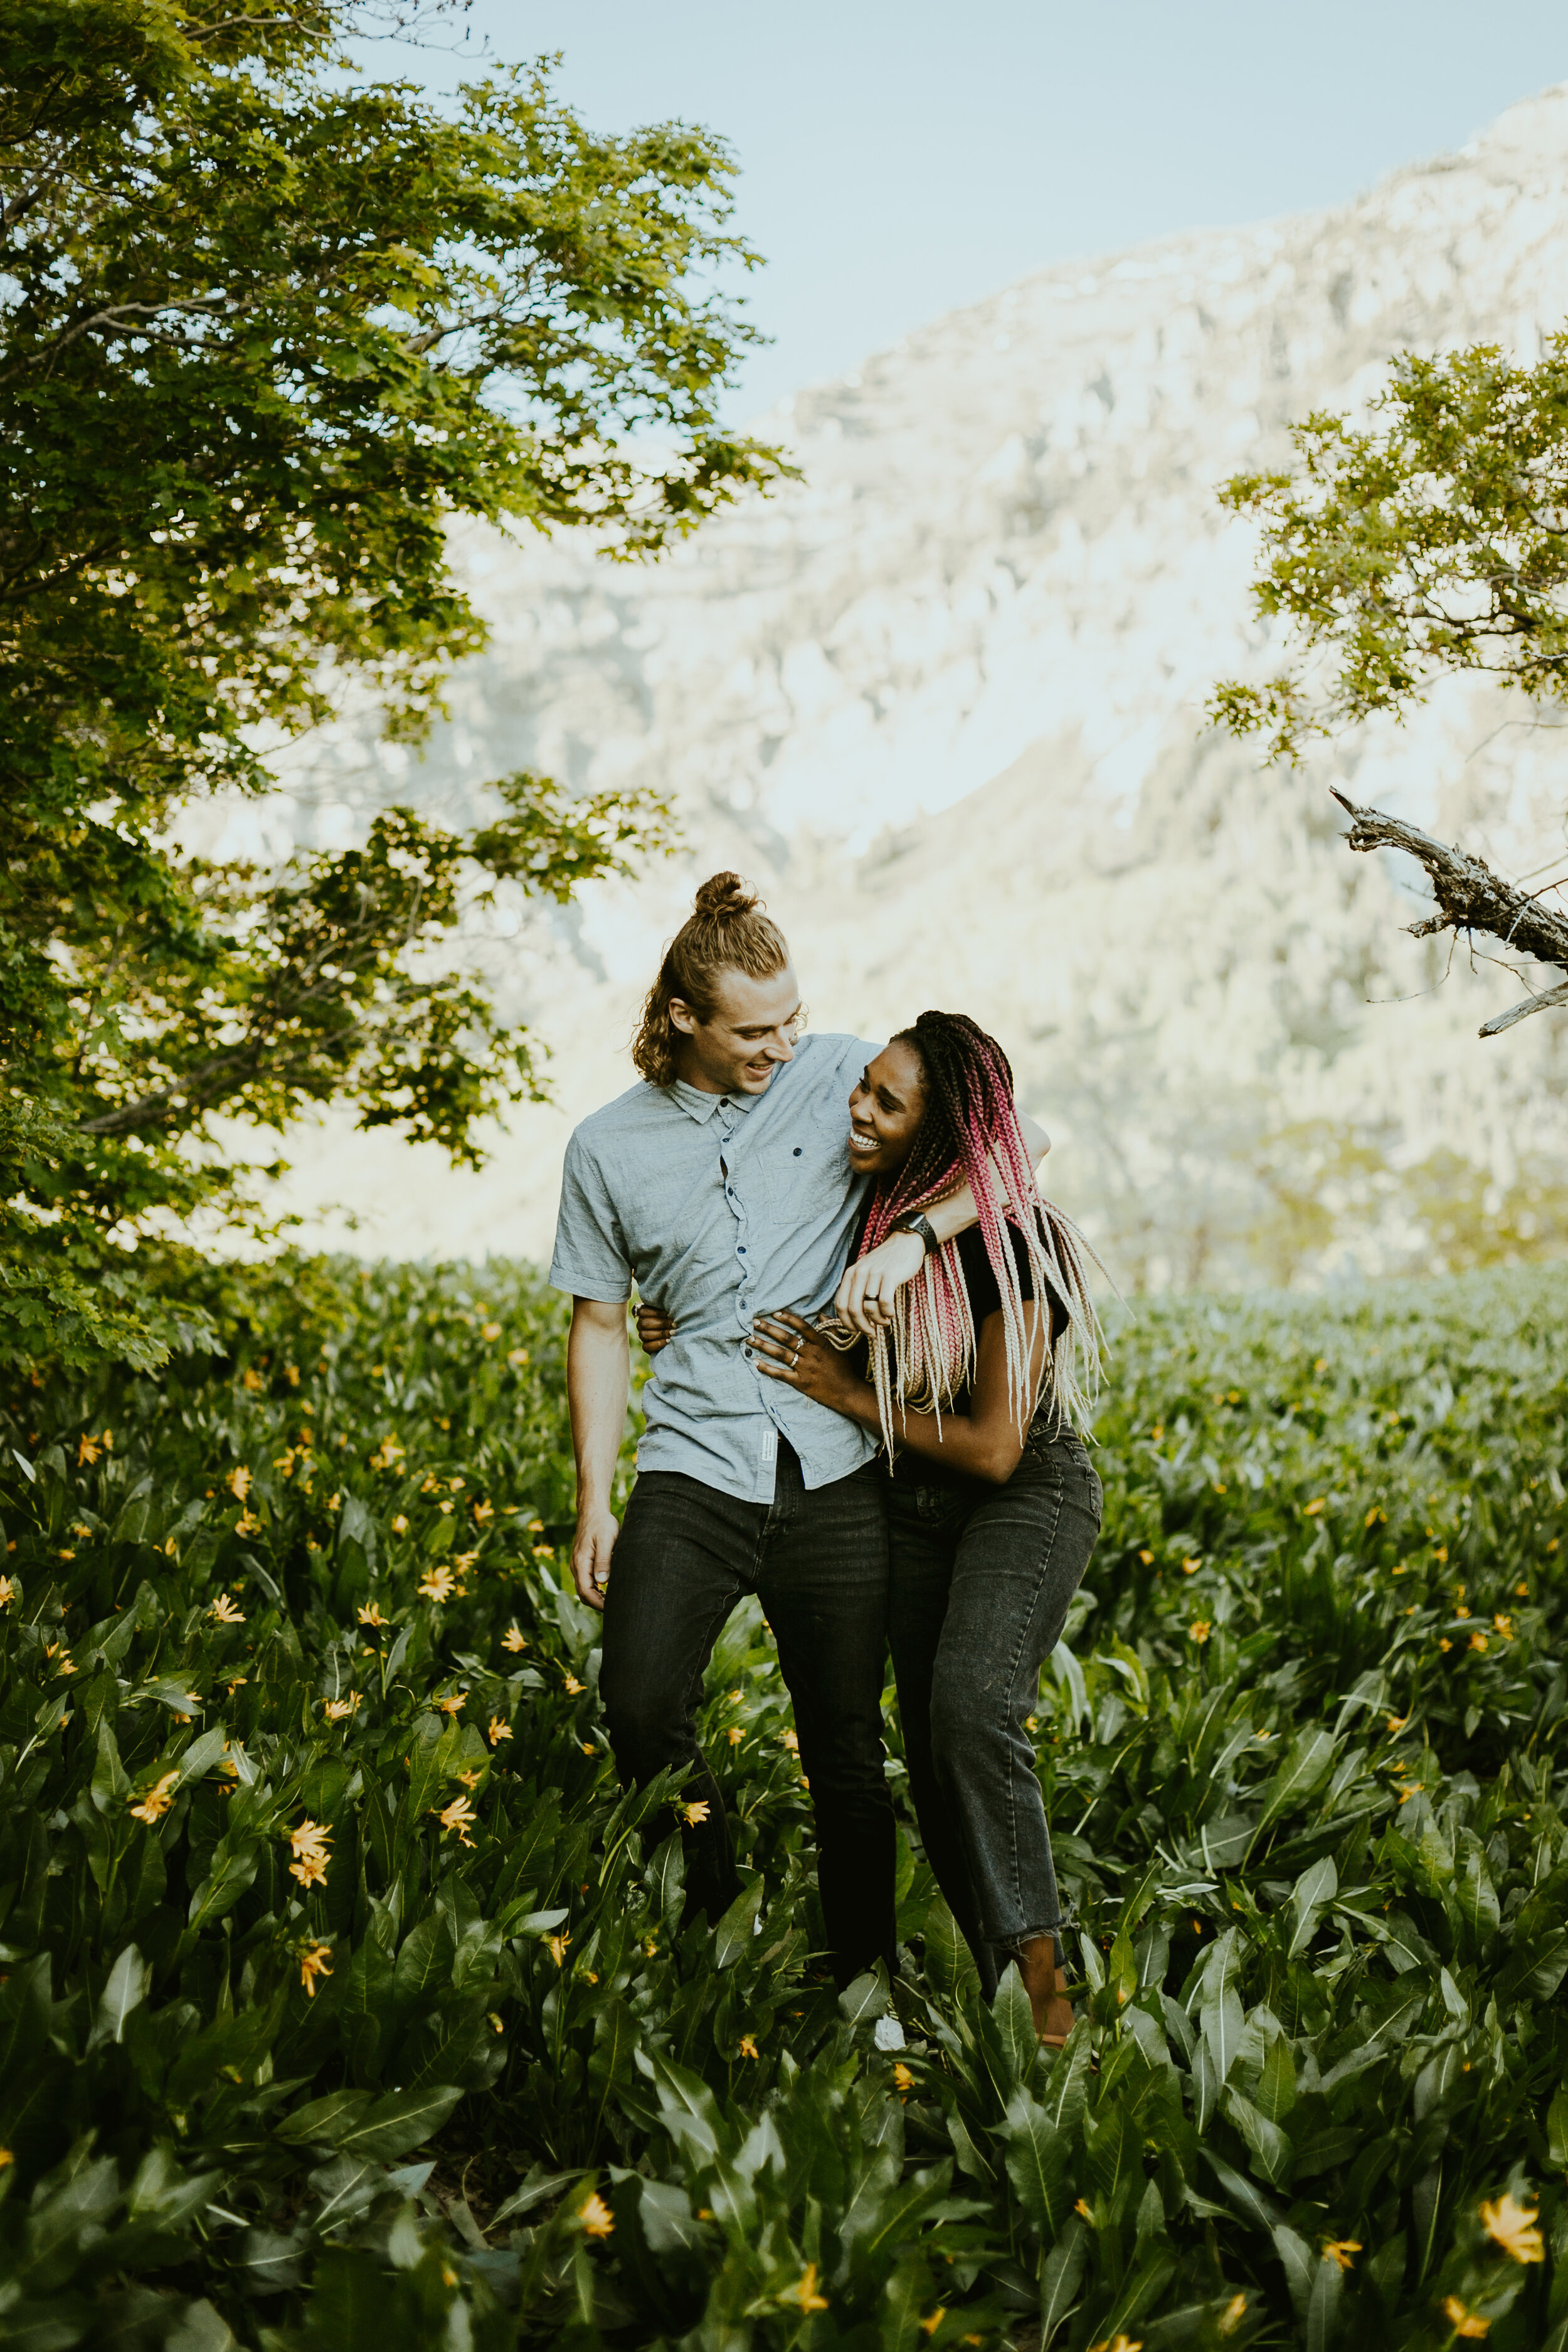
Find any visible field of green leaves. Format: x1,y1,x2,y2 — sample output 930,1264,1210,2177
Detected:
2,1256,1567,2352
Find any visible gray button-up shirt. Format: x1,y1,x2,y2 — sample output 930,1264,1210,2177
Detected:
548,1031,881,1502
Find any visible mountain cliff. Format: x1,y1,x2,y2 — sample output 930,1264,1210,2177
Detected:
245,85,1568,1283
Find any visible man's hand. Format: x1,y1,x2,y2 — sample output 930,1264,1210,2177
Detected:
834,1229,926,1336
571,1502,620,1613
566,1296,631,1615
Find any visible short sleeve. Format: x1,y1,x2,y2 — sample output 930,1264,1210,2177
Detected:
548,1130,632,1302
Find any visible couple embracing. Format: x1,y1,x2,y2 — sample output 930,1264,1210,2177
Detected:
549,874,1104,2045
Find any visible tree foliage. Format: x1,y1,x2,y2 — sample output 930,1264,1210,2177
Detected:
1,0,787,1370
1212,342,1568,1031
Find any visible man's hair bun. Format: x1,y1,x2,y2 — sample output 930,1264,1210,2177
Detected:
692,871,760,921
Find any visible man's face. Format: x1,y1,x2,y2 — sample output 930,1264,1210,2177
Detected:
670,963,802,1096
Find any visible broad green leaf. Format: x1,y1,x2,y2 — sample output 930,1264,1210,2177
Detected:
275,2089,374,2146
1036,2213,1088,2334
1255,2030,1296,2124
993,1964,1037,2084
1002,2089,1067,2232
1285,1855,1337,1959
393,1913,454,2006
1255,1727,1338,1831
713,1878,762,1969
336,2084,463,2162
1306,2245,1342,2352
95,1945,149,2045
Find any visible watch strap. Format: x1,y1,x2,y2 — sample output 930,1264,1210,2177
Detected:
891,1211,939,1256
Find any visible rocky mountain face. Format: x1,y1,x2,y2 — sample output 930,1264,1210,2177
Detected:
249,85,1568,1285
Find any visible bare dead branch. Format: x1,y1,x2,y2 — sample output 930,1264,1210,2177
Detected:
1478,978,1568,1037
1330,787,1568,1036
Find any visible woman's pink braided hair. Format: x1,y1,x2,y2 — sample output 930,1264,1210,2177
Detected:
856,1011,1104,1456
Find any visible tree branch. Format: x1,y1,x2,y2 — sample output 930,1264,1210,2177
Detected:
1330,787,1568,1035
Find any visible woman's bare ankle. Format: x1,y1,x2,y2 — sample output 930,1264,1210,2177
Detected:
1016,1932,1074,2042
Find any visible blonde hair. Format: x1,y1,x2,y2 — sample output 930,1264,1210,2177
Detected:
631,873,790,1087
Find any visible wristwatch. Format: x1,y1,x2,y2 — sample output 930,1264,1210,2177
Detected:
891,1211,940,1256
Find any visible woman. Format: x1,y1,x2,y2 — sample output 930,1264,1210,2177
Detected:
640,1010,1104,2044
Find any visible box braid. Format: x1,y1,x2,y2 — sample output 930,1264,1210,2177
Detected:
845,1010,1105,1457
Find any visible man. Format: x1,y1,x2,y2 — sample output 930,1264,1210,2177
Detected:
549,871,1043,1986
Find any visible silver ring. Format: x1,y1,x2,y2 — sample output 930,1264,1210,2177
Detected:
792,1345,802,1367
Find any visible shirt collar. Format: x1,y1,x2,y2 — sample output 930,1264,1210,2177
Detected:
667,1078,756,1126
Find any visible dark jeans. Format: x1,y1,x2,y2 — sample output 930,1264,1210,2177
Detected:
599,1443,894,1986
888,1419,1103,1999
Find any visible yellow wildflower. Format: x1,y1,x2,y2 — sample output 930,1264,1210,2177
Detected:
1322,2240,1360,2271
209,1593,245,1624
1480,2191,1544,2263
1386,1714,1408,1733
358,1602,389,1628
1493,1614,1513,1640
77,1433,102,1466
1189,1620,1211,1645
390,1513,409,1535
580,1741,596,1756
918,2314,944,2340
369,1434,406,1471
418,1564,455,1604
233,1510,259,1537
737,2033,759,2059
507,1347,529,1367
1181,1557,1200,1575
299,1942,334,1997
437,1690,467,1715
1365,1506,1386,1527
57,1549,75,1562
546,1932,571,1966
0,2150,11,2169
1470,1632,1488,1653
288,1816,331,1872
1443,2298,1489,2339
579,2193,614,2238
324,1693,361,1722
894,2062,914,2094
779,2265,829,2315
1219,2298,1248,2338
473,1499,494,1525
563,1674,585,1696
56,1654,77,1676
728,1726,744,1746
437,1794,477,1846
488,1715,513,1745
451,1549,479,1574
1088,2339,1143,2352
455,1766,482,1791
129,1770,179,1825
227,1465,252,1501
780,1729,799,1754
0,1578,16,1609
683,1799,711,1825
285,1364,300,1386
448,1476,465,1493
1303,1497,1325,1516
502,1623,527,1652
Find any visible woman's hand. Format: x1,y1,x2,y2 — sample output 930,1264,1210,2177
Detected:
751,1310,860,1409
834,1230,925,1336
635,1301,675,1355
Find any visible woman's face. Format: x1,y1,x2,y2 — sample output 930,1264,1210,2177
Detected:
847,1039,928,1178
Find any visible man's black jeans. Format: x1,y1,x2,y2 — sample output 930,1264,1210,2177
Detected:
599,1442,894,1986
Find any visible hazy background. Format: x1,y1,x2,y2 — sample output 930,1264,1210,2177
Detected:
381,1,1568,418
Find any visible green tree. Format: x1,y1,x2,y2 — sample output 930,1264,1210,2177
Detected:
1212,341,1568,1039
1,0,787,1369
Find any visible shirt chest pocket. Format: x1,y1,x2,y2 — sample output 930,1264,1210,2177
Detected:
743,1136,854,1216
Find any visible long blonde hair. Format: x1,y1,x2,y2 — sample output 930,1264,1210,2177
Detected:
631,873,788,1087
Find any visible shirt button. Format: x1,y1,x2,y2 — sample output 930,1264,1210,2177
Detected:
738,1245,747,1254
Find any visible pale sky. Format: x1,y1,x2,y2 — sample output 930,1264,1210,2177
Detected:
387,1,1568,417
